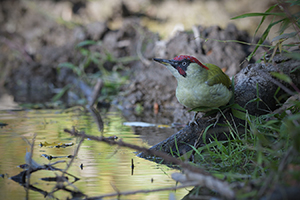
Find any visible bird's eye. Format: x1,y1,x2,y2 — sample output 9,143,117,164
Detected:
182,62,187,66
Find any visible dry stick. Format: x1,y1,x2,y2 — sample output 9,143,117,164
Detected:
86,106,104,134
63,135,84,175
136,27,152,67
87,182,198,200
47,135,85,198
86,78,104,133
192,25,201,52
64,128,235,198
64,128,207,174
88,78,103,107
25,134,36,199
110,182,121,197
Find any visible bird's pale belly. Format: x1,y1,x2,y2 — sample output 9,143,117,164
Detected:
175,83,232,110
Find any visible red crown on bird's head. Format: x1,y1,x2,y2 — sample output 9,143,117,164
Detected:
173,55,209,70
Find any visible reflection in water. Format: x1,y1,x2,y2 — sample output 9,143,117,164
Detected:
0,109,189,199
0,94,20,110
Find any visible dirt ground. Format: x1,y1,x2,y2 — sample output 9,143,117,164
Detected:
0,0,279,122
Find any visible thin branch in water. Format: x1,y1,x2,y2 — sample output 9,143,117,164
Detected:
64,128,208,174
46,133,85,198
62,132,84,175
86,182,196,199
88,78,103,107
86,78,104,133
86,106,104,134
64,128,235,199
25,134,36,199
110,182,121,197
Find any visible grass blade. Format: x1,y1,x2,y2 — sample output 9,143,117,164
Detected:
247,18,284,61
253,4,278,38
231,12,285,20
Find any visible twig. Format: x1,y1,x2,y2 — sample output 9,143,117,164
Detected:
88,78,103,107
46,134,84,198
110,182,121,197
64,128,207,175
135,26,152,67
48,160,67,166
86,106,104,134
86,78,104,133
62,133,84,175
25,134,36,198
192,25,202,52
64,128,235,198
172,170,235,199
86,182,199,200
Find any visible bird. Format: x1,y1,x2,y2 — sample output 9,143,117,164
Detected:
153,55,232,125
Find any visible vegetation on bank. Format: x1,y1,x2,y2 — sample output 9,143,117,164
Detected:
176,1,300,198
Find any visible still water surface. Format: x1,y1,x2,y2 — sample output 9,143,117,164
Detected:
0,108,189,199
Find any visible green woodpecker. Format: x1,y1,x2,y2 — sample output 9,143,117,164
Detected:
153,55,232,123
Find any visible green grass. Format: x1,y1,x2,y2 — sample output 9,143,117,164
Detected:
177,1,300,190
175,96,300,199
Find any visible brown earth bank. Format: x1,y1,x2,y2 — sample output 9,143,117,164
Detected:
1,0,299,154
0,0,253,109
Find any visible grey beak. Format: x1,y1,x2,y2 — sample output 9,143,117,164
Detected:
153,58,175,66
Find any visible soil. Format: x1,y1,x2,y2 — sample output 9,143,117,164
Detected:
0,0,299,142
1,1,257,114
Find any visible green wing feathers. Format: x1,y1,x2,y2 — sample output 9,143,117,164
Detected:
204,63,231,88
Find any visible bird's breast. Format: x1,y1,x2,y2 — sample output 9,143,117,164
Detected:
175,83,232,110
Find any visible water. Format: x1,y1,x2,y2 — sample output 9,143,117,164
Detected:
0,107,190,199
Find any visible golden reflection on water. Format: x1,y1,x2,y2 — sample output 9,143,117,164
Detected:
0,109,189,199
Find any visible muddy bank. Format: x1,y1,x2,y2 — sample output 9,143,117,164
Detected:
1,1,299,133
1,1,254,111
